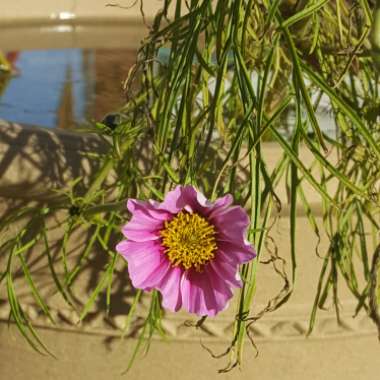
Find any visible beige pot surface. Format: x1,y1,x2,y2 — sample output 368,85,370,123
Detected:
0,122,379,379
1,322,379,380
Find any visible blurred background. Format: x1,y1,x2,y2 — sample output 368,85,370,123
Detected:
0,0,162,129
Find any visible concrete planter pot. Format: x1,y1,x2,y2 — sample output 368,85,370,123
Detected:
0,121,378,380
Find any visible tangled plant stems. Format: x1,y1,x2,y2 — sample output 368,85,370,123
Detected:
116,185,256,316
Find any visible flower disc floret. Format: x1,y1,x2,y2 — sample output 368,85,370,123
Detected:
160,211,217,271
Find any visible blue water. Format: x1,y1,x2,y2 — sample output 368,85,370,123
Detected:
0,49,91,128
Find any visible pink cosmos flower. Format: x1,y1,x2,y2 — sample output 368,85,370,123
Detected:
116,185,256,316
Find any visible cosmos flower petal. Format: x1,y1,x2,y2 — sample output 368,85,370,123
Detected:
209,193,234,211
205,264,235,309
122,200,170,241
157,186,233,216
181,270,213,316
211,204,249,230
217,241,256,264
157,186,191,214
157,266,183,312
179,268,235,316
191,192,235,219
118,241,166,289
210,205,250,244
210,259,242,288
127,199,171,221
129,259,168,290
122,226,161,242
141,256,172,289
115,240,160,259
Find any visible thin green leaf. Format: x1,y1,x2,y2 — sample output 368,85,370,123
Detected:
281,0,329,29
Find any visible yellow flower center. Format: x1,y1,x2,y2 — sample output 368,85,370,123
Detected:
160,211,217,271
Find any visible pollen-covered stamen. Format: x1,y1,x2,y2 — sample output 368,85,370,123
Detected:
160,211,217,271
